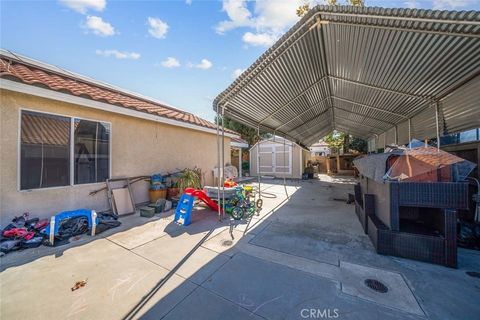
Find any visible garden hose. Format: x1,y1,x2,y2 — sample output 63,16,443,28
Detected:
248,185,277,199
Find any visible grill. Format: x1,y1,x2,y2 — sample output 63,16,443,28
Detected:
364,279,388,293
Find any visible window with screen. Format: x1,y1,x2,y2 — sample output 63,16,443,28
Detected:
20,110,110,190
74,119,110,184
20,111,71,189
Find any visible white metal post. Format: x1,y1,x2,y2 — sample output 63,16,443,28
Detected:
216,106,221,221
238,148,242,178
408,118,412,148
221,107,226,219
49,216,55,245
283,135,289,199
257,126,261,199
91,210,97,236
435,102,441,150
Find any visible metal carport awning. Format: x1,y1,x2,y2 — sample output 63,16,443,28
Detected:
213,5,480,148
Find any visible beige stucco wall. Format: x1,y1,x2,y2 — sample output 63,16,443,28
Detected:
249,141,306,179
0,89,230,223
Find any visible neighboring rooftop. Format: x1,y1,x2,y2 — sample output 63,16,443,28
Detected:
311,141,329,148
0,49,236,136
230,136,249,148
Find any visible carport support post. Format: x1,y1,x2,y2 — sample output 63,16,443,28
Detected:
283,135,289,199
257,126,261,200
238,147,243,178
435,102,441,150
221,106,226,219
216,105,221,221
408,118,412,148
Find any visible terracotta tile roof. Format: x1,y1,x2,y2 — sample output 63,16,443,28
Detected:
0,53,236,135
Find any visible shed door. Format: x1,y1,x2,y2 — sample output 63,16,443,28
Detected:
257,143,292,175
274,145,292,174
258,145,274,174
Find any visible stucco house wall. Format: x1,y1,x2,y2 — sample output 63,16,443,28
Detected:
0,89,231,223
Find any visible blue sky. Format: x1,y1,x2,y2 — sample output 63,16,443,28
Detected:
1,0,479,121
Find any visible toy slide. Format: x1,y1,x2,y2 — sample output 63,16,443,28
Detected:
184,188,220,212
175,188,222,226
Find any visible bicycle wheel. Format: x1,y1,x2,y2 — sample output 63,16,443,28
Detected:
231,206,244,220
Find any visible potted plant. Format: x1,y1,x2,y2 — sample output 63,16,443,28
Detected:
167,178,180,200
178,167,202,193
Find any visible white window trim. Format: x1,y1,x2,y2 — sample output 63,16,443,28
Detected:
18,108,112,192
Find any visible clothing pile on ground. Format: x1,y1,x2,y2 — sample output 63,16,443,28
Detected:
1,211,121,256
0,213,47,254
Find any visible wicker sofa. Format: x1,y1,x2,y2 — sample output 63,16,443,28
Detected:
355,178,469,268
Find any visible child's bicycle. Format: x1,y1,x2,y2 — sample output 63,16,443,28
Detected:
225,186,263,220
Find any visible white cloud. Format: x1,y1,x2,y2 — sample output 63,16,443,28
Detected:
253,0,302,34
85,15,115,36
188,59,213,70
186,0,192,5
232,68,244,79
147,17,169,39
215,0,306,47
432,0,476,9
59,0,106,14
160,57,181,68
242,32,276,46
404,0,419,8
196,59,213,70
215,0,254,34
96,50,140,59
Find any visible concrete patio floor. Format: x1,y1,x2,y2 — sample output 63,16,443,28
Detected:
1,175,479,319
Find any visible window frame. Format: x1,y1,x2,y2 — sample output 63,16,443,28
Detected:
18,108,112,191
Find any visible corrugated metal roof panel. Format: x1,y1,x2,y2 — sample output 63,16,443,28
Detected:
441,75,480,134
410,105,440,140
385,127,397,145
397,120,410,145
214,5,480,147
368,137,376,152
378,132,386,149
